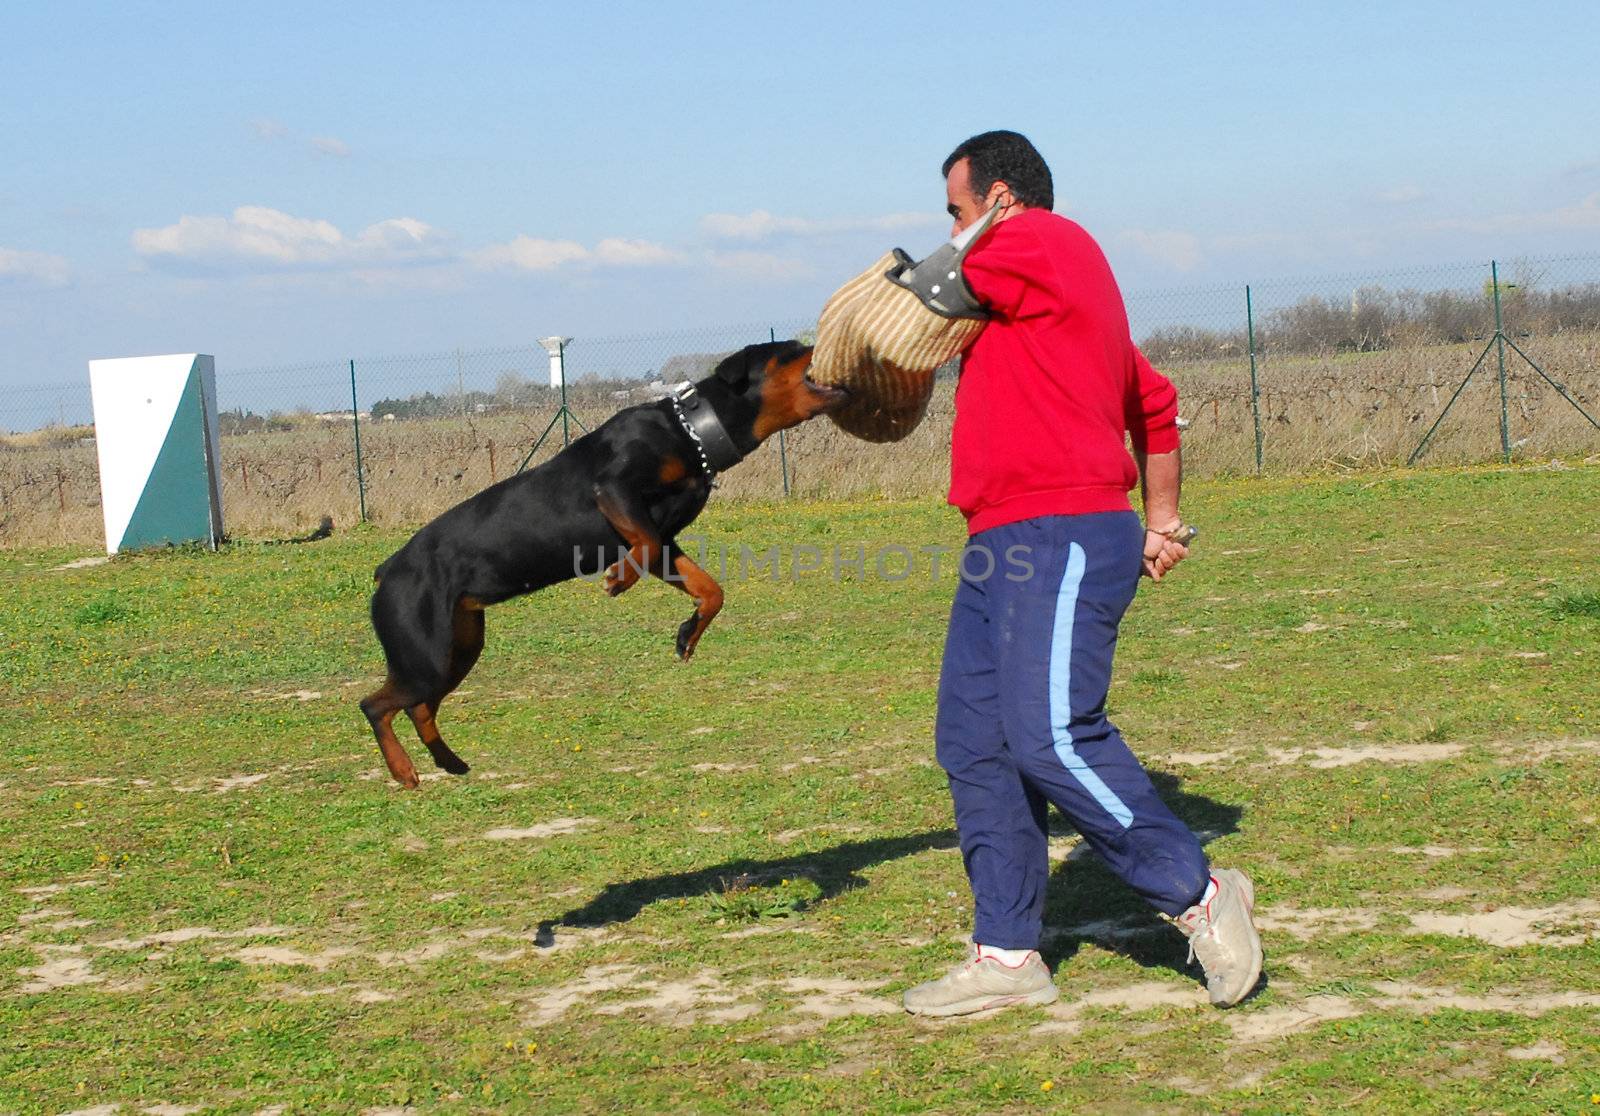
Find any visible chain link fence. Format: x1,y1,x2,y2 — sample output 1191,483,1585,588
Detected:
5,255,1599,545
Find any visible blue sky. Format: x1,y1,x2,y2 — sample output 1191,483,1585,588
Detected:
3,0,1599,404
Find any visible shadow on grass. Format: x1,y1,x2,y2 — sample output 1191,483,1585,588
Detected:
542,772,1256,996
1039,770,1247,985
543,829,959,937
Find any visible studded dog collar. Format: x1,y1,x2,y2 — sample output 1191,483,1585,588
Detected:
668,382,746,482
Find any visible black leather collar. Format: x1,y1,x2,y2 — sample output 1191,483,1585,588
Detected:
668,382,745,479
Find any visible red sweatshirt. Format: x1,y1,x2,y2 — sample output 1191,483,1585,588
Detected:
951,208,1179,535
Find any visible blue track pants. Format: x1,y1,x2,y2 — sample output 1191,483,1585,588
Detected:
935,511,1210,950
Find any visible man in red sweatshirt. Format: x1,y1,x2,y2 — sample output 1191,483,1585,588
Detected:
903,131,1263,1016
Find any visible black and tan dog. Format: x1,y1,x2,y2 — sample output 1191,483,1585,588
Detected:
359,340,845,788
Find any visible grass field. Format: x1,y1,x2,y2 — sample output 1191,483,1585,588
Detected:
3,464,1599,1113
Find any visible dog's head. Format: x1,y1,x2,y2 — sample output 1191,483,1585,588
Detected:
699,340,849,451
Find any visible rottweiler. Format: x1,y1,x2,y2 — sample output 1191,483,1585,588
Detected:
359,340,846,788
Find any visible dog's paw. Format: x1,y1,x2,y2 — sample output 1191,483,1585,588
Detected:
676,612,700,660
603,565,632,597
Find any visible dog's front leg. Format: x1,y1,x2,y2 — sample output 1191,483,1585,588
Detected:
657,543,724,661
594,486,664,597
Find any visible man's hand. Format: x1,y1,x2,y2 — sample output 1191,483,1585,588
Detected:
1142,524,1191,581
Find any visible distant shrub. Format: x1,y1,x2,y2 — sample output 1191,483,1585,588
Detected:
1138,280,1600,362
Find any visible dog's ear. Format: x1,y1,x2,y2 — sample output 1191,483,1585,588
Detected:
715,344,760,386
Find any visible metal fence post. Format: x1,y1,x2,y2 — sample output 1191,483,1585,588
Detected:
772,326,791,496
1491,260,1511,463
349,359,368,523
1246,285,1263,474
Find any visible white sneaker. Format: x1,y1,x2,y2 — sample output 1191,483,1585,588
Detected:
902,944,1059,1017
1174,868,1264,1006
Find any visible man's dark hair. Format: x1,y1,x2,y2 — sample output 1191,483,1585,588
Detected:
942,130,1054,210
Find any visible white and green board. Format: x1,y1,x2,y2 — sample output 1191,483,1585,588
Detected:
88,353,224,554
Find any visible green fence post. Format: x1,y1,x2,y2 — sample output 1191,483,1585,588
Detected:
1491,260,1511,463
1246,285,1263,474
349,359,368,523
772,326,791,496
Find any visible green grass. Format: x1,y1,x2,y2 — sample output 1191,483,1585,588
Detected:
3,463,1599,1113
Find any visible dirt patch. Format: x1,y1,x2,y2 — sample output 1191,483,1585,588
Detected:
1155,737,1595,773
18,945,102,993
518,965,893,1030
1415,886,1474,901
52,555,111,571
213,772,273,792
777,756,826,773
1406,900,1600,947
1030,981,1205,1036
591,969,753,1025
96,925,294,951
286,984,398,1004
1255,905,1380,941
233,946,354,970
1268,743,1464,768
1226,994,1365,1042
690,762,755,773
781,977,896,1019
1228,980,1600,1043
1508,738,1600,763
1375,980,1600,1015
721,924,820,941
1163,750,1238,766
17,906,73,924
481,817,597,841
16,880,99,901
521,964,643,1026
1504,1041,1564,1062
770,824,867,844
173,772,274,793
1391,845,1490,857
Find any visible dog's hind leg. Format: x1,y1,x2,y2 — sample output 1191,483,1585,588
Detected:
364,574,455,788
404,597,485,776
360,678,423,789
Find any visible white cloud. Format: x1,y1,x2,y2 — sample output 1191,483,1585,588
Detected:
1425,192,1600,235
699,210,942,242
1116,228,1203,273
471,234,681,272
1377,185,1428,205
250,117,288,141
708,250,815,282
0,247,71,288
310,135,351,158
471,236,589,271
593,237,680,266
132,206,449,271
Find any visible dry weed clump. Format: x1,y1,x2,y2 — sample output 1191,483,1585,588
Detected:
4,334,1596,548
